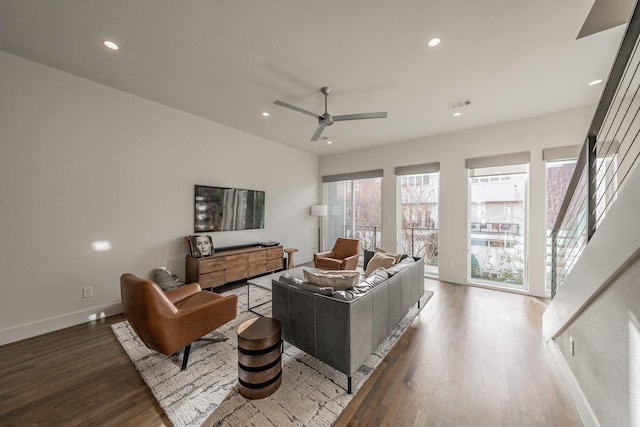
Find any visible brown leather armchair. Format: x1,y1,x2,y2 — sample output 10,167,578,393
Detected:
313,237,361,270
120,273,238,370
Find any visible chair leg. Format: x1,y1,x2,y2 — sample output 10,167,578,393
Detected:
347,376,352,394
181,344,191,370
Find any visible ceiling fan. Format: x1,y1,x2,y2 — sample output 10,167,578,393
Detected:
273,86,387,141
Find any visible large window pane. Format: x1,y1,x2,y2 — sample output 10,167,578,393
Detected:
326,177,382,254
399,172,439,276
545,160,578,292
469,171,527,288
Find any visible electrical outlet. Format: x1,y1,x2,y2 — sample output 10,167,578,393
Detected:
83,287,93,298
569,336,575,356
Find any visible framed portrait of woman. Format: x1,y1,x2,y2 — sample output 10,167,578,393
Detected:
189,235,214,258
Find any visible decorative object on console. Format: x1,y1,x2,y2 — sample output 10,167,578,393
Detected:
313,237,360,270
188,235,214,257
194,185,265,232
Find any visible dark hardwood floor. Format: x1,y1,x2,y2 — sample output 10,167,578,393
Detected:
0,279,582,426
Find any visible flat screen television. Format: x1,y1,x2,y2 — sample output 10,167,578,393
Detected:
194,185,265,232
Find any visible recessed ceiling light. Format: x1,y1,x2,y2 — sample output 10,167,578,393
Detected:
102,40,119,50
453,112,462,117
262,112,270,117
428,38,441,47
327,140,333,144
589,79,603,86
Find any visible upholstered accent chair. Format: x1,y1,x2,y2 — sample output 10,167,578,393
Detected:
120,273,237,369
313,237,361,270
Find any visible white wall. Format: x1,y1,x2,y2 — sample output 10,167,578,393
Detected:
554,253,640,427
0,50,318,345
319,106,595,297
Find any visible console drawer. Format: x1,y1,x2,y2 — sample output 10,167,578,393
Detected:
199,257,225,274
199,271,226,288
266,247,283,260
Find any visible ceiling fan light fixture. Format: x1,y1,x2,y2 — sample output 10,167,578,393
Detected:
428,38,441,47
102,40,119,50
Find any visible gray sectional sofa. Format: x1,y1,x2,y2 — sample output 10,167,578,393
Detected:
271,257,425,393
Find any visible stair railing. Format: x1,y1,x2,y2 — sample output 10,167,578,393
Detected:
551,3,640,298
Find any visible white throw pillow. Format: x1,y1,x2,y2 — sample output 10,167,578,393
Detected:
303,270,360,291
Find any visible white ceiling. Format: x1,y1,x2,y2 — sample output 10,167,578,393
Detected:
0,1,629,156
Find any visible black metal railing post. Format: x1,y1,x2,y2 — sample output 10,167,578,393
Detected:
587,135,597,242
411,228,415,256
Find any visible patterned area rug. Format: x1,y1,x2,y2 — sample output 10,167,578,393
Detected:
112,284,433,427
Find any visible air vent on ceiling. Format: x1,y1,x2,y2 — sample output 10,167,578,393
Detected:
447,99,471,110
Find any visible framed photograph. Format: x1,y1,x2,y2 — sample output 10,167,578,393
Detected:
189,235,214,258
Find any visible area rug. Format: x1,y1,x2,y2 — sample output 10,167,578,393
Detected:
112,285,433,427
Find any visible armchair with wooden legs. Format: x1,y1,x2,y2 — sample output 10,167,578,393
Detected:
313,237,361,270
120,273,237,369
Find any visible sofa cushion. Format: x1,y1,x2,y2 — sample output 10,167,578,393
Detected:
279,272,334,296
304,270,360,291
364,252,396,277
386,256,417,276
333,268,390,301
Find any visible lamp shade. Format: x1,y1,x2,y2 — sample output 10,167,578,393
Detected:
310,204,328,216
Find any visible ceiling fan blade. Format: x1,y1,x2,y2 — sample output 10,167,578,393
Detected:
311,124,326,141
273,100,321,119
333,112,388,121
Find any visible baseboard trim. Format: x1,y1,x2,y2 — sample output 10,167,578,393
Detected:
548,339,600,427
0,303,123,346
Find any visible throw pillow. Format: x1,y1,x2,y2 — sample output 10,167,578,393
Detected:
153,267,184,291
363,249,375,270
303,270,360,291
364,252,396,277
375,248,403,264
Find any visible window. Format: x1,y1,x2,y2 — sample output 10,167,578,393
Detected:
467,152,530,289
325,177,382,253
395,162,440,277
